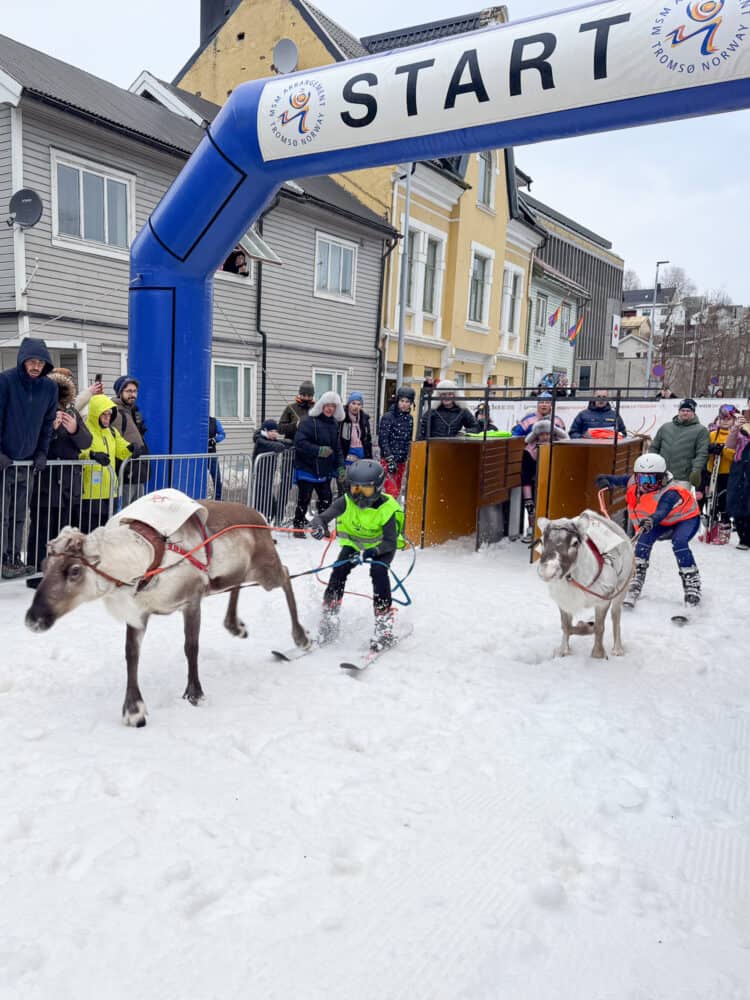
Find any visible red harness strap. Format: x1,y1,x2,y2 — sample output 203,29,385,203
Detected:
165,513,212,573
566,538,605,596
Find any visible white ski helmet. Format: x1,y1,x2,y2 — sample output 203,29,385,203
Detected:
633,454,667,475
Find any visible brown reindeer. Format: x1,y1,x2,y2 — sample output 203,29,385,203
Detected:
25,498,309,726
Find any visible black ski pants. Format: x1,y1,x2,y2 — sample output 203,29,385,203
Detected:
324,547,394,610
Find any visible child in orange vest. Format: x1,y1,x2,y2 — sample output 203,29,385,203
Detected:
596,453,701,608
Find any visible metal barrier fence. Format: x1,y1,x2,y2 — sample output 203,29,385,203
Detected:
1,452,256,582
251,448,296,526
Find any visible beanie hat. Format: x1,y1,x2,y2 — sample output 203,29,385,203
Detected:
114,375,139,396
298,380,315,397
538,391,553,400
261,419,278,432
347,391,364,404
679,398,697,411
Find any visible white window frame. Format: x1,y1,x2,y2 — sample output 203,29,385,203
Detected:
50,148,135,261
210,359,257,423
313,231,358,304
500,263,524,352
422,236,441,316
312,368,347,400
560,301,572,341
476,150,496,211
535,293,549,330
466,242,495,331
396,219,447,338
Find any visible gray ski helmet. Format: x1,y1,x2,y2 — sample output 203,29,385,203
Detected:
347,459,385,507
396,385,415,403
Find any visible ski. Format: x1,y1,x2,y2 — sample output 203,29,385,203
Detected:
272,641,319,662
699,444,723,543
339,623,414,673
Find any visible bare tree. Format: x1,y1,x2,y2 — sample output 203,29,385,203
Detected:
660,265,696,300
622,268,641,291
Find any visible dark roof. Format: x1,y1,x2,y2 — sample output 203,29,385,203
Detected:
149,78,223,123
0,33,203,157
623,287,677,306
522,193,613,251
301,2,368,58
281,175,395,235
362,11,494,52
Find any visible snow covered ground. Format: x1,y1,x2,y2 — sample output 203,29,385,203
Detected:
2,532,749,1000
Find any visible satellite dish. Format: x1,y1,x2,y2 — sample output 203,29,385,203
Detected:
8,188,43,229
273,38,299,75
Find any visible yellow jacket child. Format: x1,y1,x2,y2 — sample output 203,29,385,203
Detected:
79,394,133,502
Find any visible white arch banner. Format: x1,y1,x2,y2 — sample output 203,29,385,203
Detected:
257,0,750,162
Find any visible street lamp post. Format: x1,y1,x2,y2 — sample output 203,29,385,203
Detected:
645,259,669,390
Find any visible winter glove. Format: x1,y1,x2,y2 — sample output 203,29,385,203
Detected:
90,451,110,466
310,517,326,541
0,453,12,472
595,475,611,490
689,470,703,488
708,442,724,455
337,467,347,485
317,445,333,458
361,548,379,562
33,454,47,473
639,516,654,534
345,550,361,565
386,455,398,474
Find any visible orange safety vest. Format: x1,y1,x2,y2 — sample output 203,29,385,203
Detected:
626,478,699,528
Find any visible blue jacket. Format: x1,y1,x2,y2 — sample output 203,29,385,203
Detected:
0,338,57,461
378,404,413,463
294,412,344,479
569,401,627,439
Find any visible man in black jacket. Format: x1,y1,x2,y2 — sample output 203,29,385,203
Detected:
292,392,346,538
0,338,57,577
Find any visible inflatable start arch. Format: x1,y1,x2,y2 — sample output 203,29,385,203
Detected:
129,0,750,455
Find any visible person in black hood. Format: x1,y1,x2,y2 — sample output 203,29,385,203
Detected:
252,419,293,522
0,338,57,577
27,369,92,577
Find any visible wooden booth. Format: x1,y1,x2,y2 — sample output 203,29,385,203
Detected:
404,436,646,548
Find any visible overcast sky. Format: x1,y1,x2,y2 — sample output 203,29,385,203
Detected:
3,0,747,301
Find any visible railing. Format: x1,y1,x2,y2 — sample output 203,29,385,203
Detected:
2,451,257,582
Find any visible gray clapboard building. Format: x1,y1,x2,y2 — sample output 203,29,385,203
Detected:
0,33,393,452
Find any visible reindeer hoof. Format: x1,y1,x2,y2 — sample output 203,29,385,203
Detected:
612,646,625,657
182,686,204,706
224,619,248,638
555,646,571,658
591,648,608,660
122,700,148,727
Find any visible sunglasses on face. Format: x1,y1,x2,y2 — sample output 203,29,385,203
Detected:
350,483,376,497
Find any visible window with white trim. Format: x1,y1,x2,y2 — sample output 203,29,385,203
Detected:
52,150,134,254
313,368,347,400
405,230,417,309
535,294,549,329
423,237,440,314
468,250,493,327
500,265,524,349
212,361,257,422
560,302,572,340
314,232,357,302
477,151,494,208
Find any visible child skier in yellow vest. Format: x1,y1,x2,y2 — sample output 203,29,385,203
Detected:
310,458,404,651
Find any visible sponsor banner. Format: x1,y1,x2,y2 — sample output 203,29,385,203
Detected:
611,314,622,348
486,396,746,434
258,0,750,161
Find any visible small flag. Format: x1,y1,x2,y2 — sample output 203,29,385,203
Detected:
548,304,562,328
568,316,583,344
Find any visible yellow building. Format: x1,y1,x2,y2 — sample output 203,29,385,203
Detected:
177,2,543,404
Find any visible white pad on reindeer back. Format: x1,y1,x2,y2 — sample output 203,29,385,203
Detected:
110,488,208,536
578,510,628,555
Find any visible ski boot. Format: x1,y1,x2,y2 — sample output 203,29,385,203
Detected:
679,566,701,607
522,499,536,543
370,603,395,652
623,557,649,608
317,598,341,644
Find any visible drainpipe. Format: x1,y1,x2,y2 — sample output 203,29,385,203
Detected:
256,195,281,421
377,237,399,417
